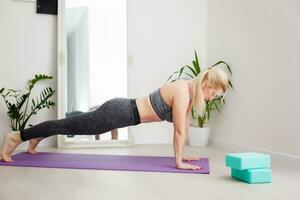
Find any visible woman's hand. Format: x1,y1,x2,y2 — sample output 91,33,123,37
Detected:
182,156,201,162
176,162,202,170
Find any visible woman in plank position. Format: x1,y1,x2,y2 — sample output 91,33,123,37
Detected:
0,67,229,170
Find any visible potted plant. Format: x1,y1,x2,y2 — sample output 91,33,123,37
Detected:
166,51,233,146
0,74,56,133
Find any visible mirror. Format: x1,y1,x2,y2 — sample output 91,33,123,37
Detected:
57,0,132,148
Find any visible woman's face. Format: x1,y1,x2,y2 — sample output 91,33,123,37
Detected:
202,81,224,102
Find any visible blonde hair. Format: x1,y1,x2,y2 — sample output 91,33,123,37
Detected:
190,67,229,115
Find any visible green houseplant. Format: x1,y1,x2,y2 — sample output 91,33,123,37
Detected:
0,74,56,132
166,51,233,146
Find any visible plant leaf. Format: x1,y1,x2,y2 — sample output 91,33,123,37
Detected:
228,79,234,89
16,93,29,110
183,72,195,79
184,65,198,77
28,74,53,91
193,50,201,74
165,71,179,83
210,60,232,75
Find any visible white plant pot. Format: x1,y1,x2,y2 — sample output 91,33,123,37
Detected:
188,126,210,147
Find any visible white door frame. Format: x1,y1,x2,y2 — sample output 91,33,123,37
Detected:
57,0,134,148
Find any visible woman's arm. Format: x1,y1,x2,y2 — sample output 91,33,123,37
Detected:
185,111,190,145
181,113,201,162
172,87,201,170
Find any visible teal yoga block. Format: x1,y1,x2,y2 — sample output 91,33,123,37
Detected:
231,168,272,183
225,152,271,170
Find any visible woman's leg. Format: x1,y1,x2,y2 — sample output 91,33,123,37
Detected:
1,98,140,162
20,97,140,141
26,111,85,154
27,137,44,154
0,130,24,162
111,129,118,140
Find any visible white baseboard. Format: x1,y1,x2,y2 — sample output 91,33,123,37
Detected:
210,137,300,168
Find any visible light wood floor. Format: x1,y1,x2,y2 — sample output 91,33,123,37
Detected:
0,144,299,200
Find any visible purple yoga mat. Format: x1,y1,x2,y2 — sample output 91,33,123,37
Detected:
0,152,210,174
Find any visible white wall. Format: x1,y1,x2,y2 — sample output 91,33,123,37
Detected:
0,0,57,148
207,0,300,158
127,0,207,144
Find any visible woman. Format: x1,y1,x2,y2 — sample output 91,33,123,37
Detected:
0,67,229,170
66,107,119,140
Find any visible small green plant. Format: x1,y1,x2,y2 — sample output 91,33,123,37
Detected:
0,74,56,131
166,50,233,127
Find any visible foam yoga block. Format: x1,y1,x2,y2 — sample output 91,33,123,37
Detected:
225,152,271,170
231,168,272,183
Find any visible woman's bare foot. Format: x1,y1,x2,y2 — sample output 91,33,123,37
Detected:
0,131,22,162
27,137,43,154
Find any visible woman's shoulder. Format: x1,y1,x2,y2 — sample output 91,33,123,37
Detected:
163,79,189,93
160,80,190,105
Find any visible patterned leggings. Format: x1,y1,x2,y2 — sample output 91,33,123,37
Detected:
20,98,141,141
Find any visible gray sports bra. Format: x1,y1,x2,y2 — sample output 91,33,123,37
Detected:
149,88,173,122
